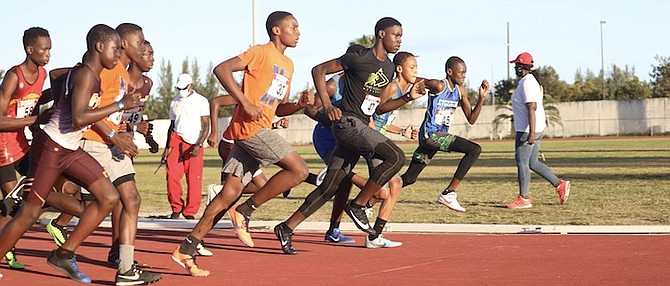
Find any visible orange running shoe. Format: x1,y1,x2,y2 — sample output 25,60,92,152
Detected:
228,205,254,247
171,248,210,277
555,180,571,205
505,195,532,209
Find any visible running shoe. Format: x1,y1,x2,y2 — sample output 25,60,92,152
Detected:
437,191,466,212
196,241,213,257
505,195,533,209
282,189,291,198
344,201,375,235
227,205,254,247
556,180,571,205
365,235,403,249
46,218,68,246
4,248,24,269
274,223,297,255
3,176,27,217
47,250,91,284
115,264,162,286
324,228,355,243
171,248,210,277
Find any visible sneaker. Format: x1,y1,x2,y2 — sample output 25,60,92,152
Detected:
115,264,162,286
47,250,91,284
344,201,375,235
171,248,210,277
436,191,466,212
183,214,195,220
195,242,213,257
325,228,355,243
556,180,571,205
4,248,25,269
282,189,291,198
227,205,254,247
3,176,27,217
46,218,68,246
364,201,374,218
365,235,403,249
505,195,533,209
169,212,181,219
273,223,297,255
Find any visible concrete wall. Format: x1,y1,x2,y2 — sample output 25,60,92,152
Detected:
136,98,670,149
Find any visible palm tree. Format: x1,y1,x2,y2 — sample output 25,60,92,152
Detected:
349,35,375,48
0,69,4,80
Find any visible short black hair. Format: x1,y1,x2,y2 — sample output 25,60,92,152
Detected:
265,11,293,38
445,56,465,73
374,17,401,38
86,24,117,50
393,51,415,67
144,40,151,45
116,23,142,39
23,27,49,49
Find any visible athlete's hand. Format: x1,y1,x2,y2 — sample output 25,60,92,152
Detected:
402,124,418,139
276,117,289,129
136,120,152,136
242,102,263,121
298,89,314,108
121,92,142,109
324,106,342,121
110,132,139,157
479,80,490,99
36,108,54,124
206,133,218,148
117,120,129,133
409,79,427,100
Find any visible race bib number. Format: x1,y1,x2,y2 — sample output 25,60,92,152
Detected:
361,94,380,116
16,98,38,118
435,109,454,127
122,106,145,124
266,73,289,100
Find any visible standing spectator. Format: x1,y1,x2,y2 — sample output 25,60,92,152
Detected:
505,52,570,209
162,74,210,219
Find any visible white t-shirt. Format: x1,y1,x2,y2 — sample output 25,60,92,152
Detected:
169,91,210,144
511,74,547,133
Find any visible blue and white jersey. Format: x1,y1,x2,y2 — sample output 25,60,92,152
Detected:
419,79,461,141
372,80,404,134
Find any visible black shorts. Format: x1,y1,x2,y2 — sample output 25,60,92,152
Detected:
0,153,30,185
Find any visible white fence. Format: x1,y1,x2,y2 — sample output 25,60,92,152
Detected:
137,98,670,149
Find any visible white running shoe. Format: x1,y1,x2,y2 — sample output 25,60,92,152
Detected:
196,242,213,257
437,191,466,212
365,235,402,249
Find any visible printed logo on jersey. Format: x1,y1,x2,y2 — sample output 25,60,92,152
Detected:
363,68,390,95
11,92,40,118
260,65,290,108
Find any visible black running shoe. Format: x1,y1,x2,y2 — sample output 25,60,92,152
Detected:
47,250,91,284
345,201,376,235
273,223,297,255
115,264,162,286
3,176,27,217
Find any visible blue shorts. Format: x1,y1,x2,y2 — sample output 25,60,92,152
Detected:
312,123,336,161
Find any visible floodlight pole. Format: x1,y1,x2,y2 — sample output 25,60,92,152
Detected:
252,0,257,46
600,20,606,100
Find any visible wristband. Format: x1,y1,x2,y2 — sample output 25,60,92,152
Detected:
107,129,116,140
403,92,413,102
272,122,278,129
115,100,124,110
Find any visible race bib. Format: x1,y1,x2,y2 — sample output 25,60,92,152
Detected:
16,98,38,118
361,94,380,116
266,73,289,100
122,106,145,124
435,109,454,127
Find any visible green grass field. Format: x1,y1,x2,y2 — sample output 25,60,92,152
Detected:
130,137,670,225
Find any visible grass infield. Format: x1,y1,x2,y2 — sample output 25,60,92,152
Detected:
128,136,669,225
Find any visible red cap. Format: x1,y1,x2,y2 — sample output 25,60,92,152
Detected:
510,52,534,65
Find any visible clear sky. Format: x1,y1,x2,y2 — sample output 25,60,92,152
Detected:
1,0,668,95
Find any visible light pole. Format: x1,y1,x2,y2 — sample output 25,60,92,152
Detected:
252,0,257,46
600,20,606,100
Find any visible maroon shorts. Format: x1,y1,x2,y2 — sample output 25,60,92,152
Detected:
25,131,109,206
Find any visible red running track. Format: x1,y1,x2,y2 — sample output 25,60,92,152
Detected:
1,226,668,285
